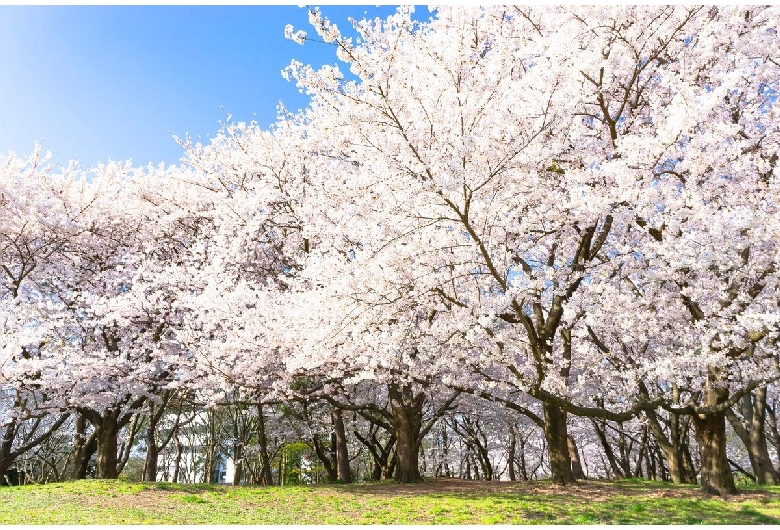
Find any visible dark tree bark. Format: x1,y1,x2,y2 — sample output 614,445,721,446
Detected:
256,403,274,486
332,408,352,483
144,430,159,482
448,415,494,481
143,391,176,483
543,402,575,485
518,433,530,481
78,395,146,480
71,414,98,480
591,418,625,479
95,413,120,479
766,399,780,478
389,383,423,483
507,425,517,481
325,382,458,484
692,381,737,496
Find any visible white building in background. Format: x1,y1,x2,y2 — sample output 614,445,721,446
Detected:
156,446,236,484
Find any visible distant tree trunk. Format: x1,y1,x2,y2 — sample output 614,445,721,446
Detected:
353,423,396,481
507,425,517,481
144,427,159,482
518,434,529,481
439,423,451,477
543,403,575,485
117,413,141,476
143,393,174,483
71,415,98,480
567,435,586,480
765,399,780,478
256,403,273,486
332,408,352,483
0,411,71,484
172,426,183,483
642,383,698,485
591,418,625,479
232,443,243,486
311,432,337,482
726,388,779,485
278,449,285,486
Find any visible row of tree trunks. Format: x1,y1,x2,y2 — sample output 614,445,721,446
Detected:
0,411,71,484
726,387,779,485
354,424,396,480
27,390,766,494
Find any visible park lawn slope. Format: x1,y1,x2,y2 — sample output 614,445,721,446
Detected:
1,478,779,524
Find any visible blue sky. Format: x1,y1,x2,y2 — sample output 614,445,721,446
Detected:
0,5,427,169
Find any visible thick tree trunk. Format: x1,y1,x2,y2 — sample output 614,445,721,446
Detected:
389,384,423,483
392,412,421,483
747,426,777,485
693,410,736,495
332,408,352,483
0,459,12,486
95,414,120,479
543,402,575,485
692,380,737,495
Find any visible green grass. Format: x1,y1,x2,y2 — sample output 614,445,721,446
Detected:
1,478,779,524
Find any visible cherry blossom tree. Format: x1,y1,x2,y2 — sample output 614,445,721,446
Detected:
281,5,779,493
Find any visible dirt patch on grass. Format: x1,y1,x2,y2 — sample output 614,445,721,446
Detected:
74,486,185,511
340,477,757,501
71,478,775,512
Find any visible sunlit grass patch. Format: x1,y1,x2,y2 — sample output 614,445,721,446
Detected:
0,478,779,524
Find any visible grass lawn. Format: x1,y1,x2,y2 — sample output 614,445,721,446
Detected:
1,477,779,524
